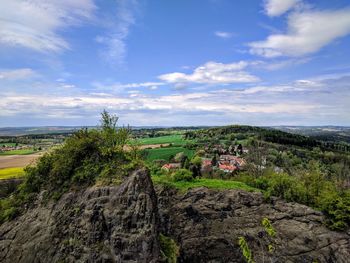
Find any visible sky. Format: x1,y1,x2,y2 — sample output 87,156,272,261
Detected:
1,0,350,127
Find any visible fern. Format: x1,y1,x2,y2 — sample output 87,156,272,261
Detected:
238,236,255,263
262,217,276,237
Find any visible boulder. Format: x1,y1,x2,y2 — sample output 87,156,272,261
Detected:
156,186,350,263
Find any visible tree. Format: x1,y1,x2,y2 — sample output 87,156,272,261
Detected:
100,109,118,131
174,152,185,162
183,157,190,169
100,110,130,152
237,144,243,155
246,139,267,178
191,156,202,166
211,155,217,166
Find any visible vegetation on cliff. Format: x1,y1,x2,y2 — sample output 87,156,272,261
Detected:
0,111,141,223
1,119,349,232
184,126,350,230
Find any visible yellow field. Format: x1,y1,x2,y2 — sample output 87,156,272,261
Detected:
0,167,25,180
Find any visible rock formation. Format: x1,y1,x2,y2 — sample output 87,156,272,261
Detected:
157,186,350,262
1,169,349,262
0,169,160,263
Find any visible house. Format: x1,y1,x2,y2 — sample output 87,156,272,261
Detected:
232,156,246,168
201,159,213,174
219,155,246,169
161,163,181,172
202,159,212,167
218,164,237,173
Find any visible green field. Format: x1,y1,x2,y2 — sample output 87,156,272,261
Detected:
152,176,257,192
137,135,188,146
144,147,195,162
0,167,25,180
0,143,19,147
0,149,36,156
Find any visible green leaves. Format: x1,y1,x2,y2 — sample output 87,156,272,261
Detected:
0,111,136,223
238,236,254,263
262,218,276,237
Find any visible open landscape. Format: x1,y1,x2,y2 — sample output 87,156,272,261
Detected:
1,115,349,262
1,0,350,262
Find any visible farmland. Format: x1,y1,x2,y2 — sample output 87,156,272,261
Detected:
0,149,37,156
143,147,195,162
0,167,25,180
137,134,188,146
0,154,42,169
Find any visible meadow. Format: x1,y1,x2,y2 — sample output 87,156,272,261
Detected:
0,167,25,180
0,149,36,156
144,147,195,162
152,175,257,192
137,134,187,146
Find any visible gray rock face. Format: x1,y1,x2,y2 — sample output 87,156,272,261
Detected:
0,178,23,198
156,186,350,263
1,170,350,263
0,169,161,263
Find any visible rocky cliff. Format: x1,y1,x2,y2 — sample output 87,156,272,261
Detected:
1,169,349,263
0,169,160,263
156,186,350,262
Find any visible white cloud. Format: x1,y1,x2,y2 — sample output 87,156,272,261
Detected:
250,9,350,57
0,0,96,52
116,82,165,89
158,61,260,85
264,0,300,17
214,31,233,39
254,57,311,70
0,68,38,80
1,74,350,125
96,0,138,64
92,81,165,92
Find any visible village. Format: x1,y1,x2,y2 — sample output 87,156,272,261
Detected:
161,143,248,176
0,144,34,153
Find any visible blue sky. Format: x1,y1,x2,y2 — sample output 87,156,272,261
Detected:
1,0,350,127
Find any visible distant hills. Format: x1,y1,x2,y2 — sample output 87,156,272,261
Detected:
1,125,350,144
271,126,350,144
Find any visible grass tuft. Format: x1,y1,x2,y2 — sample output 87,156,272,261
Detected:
152,175,258,192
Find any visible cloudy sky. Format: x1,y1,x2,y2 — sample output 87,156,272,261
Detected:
1,0,350,127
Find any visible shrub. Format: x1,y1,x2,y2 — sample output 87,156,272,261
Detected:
159,234,179,263
238,167,350,230
0,111,137,224
173,169,193,182
318,191,350,231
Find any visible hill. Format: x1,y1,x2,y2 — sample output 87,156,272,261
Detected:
0,114,349,262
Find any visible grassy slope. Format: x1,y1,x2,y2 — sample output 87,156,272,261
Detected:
152,175,257,192
0,149,36,156
137,135,187,145
0,167,25,180
144,147,195,162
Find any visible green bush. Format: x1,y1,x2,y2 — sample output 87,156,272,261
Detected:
159,234,179,263
238,167,350,230
0,111,139,224
318,191,350,231
173,169,193,182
